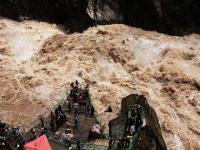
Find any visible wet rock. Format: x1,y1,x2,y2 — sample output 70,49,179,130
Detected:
88,0,200,35
109,94,167,150
121,0,200,35
0,0,93,32
1,0,200,35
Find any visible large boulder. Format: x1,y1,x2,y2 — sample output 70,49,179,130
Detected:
121,0,200,35
0,0,93,32
110,94,167,150
88,0,200,35
0,0,200,35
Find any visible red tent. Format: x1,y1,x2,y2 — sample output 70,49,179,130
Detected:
24,135,52,150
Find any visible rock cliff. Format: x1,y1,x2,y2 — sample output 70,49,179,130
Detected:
110,94,167,150
0,0,200,35
121,0,200,35
0,0,93,32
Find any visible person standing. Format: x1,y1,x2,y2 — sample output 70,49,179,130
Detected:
108,135,113,149
73,101,79,114
50,111,55,132
39,116,45,128
86,104,90,115
58,105,63,114
90,105,95,117
31,128,37,140
68,143,72,150
76,140,81,150
74,115,79,130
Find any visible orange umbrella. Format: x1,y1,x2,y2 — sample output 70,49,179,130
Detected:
24,135,52,150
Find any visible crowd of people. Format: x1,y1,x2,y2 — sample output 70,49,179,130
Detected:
0,121,24,150
49,105,67,132
0,80,94,150
29,103,67,142
115,104,143,149
1,80,143,150
69,80,94,115
45,81,100,149
68,81,102,142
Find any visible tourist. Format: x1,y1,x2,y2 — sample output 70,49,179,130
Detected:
31,128,37,140
50,111,55,122
70,87,75,98
55,108,59,116
88,129,92,141
130,125,136,134
50,120,55,132
55,115,60,129
125,134,131,148
74,115,79,130
58,105,63,114
76,140,81,150
60,131,68,142
2,141,12,150
39,116,45,128
71,82,75,89
73,101,79,114
59,111,64,126
108,135,113,149
108,122,112,136
39,127,48,136
16,142,25,150
50,111,55,131
75,80,79,89
117,137,123,150
86,104,90,115
66,100,71,112
90,105,95,117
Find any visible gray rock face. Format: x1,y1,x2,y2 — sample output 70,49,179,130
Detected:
0,0,200,35
0,0,93,32
93,0,200,35
109,94,167,150
120,0,200,35
87,0,123,23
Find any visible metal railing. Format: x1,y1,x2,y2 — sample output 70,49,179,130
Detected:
110,106,145,150
128,106,144,149
47,88,108,150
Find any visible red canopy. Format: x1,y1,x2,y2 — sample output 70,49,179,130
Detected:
24,135,52,150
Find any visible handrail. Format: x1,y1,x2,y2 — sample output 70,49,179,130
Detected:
15,84,146,150
88,93,108,139
128,106,144,149
49,132,108,149
47,90,108,150
110,106,145,149
89,91,145,149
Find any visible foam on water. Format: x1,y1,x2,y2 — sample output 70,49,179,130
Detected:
133,37,167,68
173,134,185,150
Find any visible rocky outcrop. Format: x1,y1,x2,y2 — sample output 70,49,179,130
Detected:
121,0,200,35
110,94,167,150
88,0,200,35
0,0,93,32
87,0,123,23
1,0,200,34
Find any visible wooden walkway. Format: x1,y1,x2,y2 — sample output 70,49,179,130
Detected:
54,112,97,143
20,88,109,150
